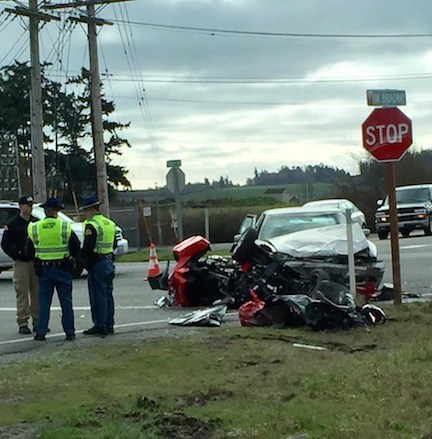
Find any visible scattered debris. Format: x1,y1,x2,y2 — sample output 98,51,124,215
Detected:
169,305,228,327
292,343,327,351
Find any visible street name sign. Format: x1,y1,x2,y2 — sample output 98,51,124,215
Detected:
366,89,406,107
167,159,182,168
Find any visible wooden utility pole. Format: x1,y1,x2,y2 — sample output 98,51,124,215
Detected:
44,0,132,216
4,3,60,202
86,0,110,216
29,0,45,202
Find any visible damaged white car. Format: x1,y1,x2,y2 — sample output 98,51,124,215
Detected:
149,206,385,331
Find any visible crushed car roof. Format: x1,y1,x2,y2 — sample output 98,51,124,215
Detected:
266,223,369,258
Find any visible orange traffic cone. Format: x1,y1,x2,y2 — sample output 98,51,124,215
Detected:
147,242,161,278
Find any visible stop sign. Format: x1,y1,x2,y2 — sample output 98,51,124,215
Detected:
362,107,412,161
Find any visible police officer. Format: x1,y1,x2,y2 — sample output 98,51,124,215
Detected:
80,196,117,337
1,196,38,334
27,198,80,341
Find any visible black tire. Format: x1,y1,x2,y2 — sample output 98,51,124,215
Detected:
232,227,258,263
401,230,411,238
306,269,331,297
425,221,432,236
377,230,388,240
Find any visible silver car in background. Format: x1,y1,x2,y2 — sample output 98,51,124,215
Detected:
0,201,129,275
303,199,368,229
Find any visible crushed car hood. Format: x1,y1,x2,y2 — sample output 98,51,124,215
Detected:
266,223,375,258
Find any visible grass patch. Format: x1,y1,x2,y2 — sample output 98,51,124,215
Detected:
1,302,432,438
116,247,232,263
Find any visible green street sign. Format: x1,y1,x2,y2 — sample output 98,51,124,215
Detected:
367,89,406,107
167,159,182,168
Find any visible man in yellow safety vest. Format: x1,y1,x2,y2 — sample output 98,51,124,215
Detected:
27,198,80,341
80,196,117,337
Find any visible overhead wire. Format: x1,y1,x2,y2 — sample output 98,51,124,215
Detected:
87,72,432,85
0,10,14,32
120,3,159,152
112,2,163,183
107,19,432,39
0,25,28,65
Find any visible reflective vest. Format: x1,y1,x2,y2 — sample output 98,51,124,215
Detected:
27,218,72,261
83,214,116,255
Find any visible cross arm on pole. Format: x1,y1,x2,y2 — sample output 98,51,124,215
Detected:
42,0,134,10
68,15,113,26
4,6,60,21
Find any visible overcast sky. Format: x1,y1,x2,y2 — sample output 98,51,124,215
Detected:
2,0,432,189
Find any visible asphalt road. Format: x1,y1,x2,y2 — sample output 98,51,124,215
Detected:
0,262,199,356
371,231,432,294
0,232,431,355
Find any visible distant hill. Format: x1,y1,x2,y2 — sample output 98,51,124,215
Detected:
117,183,338,204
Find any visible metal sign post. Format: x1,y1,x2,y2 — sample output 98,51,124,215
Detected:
166,160,185,242
344,209,357,301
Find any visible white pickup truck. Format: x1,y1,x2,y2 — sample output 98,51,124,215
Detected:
0,201,129,277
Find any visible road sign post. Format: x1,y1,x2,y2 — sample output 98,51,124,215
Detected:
386,163,402,305
362,100,412,305
166,161,185,242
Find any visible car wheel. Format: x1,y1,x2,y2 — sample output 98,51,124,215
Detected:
377,230,388,240
232,227,258,263
306,269,331,298
401,230,411,238
425,220,432,236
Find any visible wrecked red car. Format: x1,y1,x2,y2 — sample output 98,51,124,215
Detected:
148,222,385,306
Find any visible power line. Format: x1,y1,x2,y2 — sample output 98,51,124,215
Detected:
113,2,162,180
104,95,432,107
0,26,28,64
48,72,432,85
107,18,432,39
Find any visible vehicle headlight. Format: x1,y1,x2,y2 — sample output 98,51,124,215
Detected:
375,212,389,221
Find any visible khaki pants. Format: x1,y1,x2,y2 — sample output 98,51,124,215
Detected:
13,261,39,327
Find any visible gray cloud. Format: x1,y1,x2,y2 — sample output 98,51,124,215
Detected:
1,0,432,187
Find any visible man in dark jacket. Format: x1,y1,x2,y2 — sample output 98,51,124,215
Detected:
1,196,38,334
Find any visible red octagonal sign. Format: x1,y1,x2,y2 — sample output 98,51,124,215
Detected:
362,107,412,162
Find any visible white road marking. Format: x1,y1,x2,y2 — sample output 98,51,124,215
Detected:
0,318,169,346
400,244,430,250
0,305,158,312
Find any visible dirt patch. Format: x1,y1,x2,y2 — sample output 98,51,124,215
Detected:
0,423,36,439
177,389,234,408
156,411,217,439
0,396,25,404
203,335,233,350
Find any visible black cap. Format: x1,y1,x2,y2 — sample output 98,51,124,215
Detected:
18,195,34,205
40,197,64,210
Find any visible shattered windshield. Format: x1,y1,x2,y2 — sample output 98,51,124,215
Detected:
395,188,431,203
259,213,341,240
